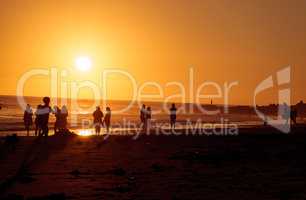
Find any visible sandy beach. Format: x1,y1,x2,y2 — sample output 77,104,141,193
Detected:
0,126,305,200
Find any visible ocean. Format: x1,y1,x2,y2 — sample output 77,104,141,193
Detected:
0,95,265,136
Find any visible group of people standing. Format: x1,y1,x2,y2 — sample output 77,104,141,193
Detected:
140,103,177,131
140,104,152,131
92,103,177,135
23,97,53,136
23,97,68,137
92,106,111,135
23,96,178,136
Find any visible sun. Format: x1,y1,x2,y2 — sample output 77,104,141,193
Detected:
75,56,92,72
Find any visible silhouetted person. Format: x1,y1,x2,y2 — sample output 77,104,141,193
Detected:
34,105,43,136
37,97,52,137
170,103,177,129
53,106,61,134
104,107,111,133
290,108,297,125
60,105,68,132
282,103,290,125
140,104,146,129
146,107,152,132
93,106,103,135
23,104,33,136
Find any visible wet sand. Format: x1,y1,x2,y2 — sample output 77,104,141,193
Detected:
0,126,306,200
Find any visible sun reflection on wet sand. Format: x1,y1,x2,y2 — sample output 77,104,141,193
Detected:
77,129,94,136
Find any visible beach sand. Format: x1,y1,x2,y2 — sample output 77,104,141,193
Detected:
0,126,306,200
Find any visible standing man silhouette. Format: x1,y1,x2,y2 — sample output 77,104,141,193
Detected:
170,103,177,130
93,106,103,135
38,97,52,137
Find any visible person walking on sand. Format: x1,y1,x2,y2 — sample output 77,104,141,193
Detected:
140,104,146,129
146,106,152,133
93,106,103,135
23,104,33,136
103,107,111,133
170,103,177,130
37,97,52,137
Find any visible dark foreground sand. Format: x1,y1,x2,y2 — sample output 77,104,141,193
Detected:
0,126,306,200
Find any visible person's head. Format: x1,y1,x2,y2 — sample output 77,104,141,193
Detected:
172,103,175,108
26,104,31,112
142,104,146,108
147,107,151,111
53,106,59,113
43,97,50,106
61,105,68,113
96,106,100,111
106,107,111,111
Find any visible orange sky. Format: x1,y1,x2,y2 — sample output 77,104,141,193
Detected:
0,0,305,105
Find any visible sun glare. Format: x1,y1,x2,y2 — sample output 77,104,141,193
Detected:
77,129,94,136
75,56,92,72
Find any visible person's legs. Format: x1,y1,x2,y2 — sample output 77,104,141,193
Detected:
95,124,101,135
95,124,98,135
25,125,29,136
42,125,49,137
107,124,111,133
170,118,176,129
54,123,57,134
97,125,101,135
38,128,42,136
141,121,145,131
146,119,151,134
143,119,147,131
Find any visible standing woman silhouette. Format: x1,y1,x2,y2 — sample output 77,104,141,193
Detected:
104,107,111,133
